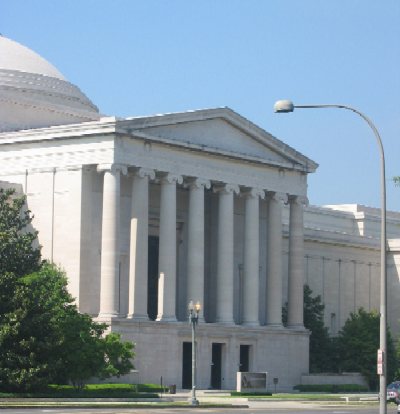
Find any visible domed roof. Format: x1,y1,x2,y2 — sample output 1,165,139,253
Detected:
0,36,66,80
0,36,101,132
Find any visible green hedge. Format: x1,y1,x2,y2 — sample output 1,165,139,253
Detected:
0,384,161,398
293,384,368,393
231,391,272,396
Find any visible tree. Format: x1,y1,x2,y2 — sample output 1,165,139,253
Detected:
303,285,337,373
338,308,397,390
100,332,135,380
283,284,335,372
0,263,135,392
0,188,41,277
394,176,400,186
0,189,135,392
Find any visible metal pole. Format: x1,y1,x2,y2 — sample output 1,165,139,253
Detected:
292,104,387,414
191,317,198,405
188,302,200,406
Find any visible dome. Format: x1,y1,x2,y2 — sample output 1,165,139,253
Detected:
0,36,66,80
0,36,101,132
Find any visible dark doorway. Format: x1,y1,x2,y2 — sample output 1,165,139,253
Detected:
182,342,192,389
239,345,250,372
211,343,222,389
147,236,159,320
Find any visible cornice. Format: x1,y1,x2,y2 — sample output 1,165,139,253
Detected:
303,226,379,250
119,107,318,173
121,130,309,173
0,117,117,145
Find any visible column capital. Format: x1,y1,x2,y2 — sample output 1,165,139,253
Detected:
288,194,309,206
160,172,183,185
213,183,240,195
266,191,288,204
97,163,128,175
185,177,211,190
243,187,265,199
135,167,156,180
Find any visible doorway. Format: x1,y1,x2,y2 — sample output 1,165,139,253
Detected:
211,343,223,389
239,345,250,372
182,342,192,389
147,236,159,320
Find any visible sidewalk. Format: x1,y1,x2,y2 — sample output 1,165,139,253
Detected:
165,389,379,407
0,389,380,409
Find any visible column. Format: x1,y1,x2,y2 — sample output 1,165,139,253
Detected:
97,163,126,318
187,178,211,321
266,191,287,326
287,195,307,328
157,173,183,321
215,183,239,324
242,188,264,326
127,168,155,320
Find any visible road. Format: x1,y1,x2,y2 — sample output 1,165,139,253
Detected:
0,406,397,414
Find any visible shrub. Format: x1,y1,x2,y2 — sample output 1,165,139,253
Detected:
293,384,368,393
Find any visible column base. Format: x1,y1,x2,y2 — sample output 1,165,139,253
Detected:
242,321,260,327
127,314,150,321
97,312,120,319
287,323,306,330
266,323,284,329
156,315,178,322
215,318,235,325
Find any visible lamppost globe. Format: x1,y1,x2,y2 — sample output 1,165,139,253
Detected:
273,100,295,113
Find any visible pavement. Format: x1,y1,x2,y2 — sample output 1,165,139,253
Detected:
0,389,380,409
163,389,381,409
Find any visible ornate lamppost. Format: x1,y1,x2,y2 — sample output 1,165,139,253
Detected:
188,300,201,406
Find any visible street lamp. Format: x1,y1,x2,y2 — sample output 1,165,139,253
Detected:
274,100,387,414
188,300,201,406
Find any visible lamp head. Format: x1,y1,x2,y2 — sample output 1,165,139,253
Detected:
195,301,201,313
274,100,295,113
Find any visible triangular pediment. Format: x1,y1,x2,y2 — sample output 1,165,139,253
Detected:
120,108,318,172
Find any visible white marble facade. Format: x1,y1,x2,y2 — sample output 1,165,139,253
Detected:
1,36,399,391
0,109,315,390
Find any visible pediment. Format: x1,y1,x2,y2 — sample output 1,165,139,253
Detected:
122,108,317,173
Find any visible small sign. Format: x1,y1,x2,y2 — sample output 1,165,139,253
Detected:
377,349,384,375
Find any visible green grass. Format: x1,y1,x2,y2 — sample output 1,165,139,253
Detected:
230,391,272,397
0,383,162,398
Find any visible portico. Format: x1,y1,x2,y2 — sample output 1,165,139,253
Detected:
82,108,315,331
97,165,309,329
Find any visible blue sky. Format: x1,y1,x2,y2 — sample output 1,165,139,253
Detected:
2,1,399,211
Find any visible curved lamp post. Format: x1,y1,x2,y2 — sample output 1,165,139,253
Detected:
188,300,201,406
274,100,387,414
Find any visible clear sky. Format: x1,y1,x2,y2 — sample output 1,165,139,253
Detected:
2,1,399,211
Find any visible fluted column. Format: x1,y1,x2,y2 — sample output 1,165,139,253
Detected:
214,183,239,324
97,163,126,318
266,191,287,326
187,178,211,321
157,173,183,322
242,188,264,326
127,168,155,320
287,195,307,328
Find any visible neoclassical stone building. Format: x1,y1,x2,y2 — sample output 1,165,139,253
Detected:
1,36,399,390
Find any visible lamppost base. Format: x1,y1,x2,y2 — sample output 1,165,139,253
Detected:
189,398,199,406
